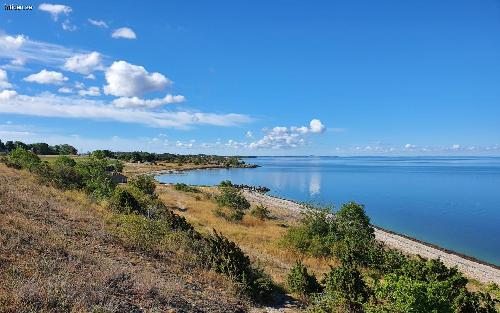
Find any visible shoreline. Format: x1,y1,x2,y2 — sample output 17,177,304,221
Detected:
242,190,500,285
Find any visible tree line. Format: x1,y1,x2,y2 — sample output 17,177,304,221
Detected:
0,139,77,155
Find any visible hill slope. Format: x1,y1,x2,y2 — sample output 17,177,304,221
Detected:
0,165,246,312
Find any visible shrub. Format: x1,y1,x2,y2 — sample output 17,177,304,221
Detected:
174,183,200,193
128,175,156,195
76,156,117,200
216,186,250,211
282,207,337,257
199,230,276,303
8,147,41,171
201,230,252,283
286,262,321,301
250,204,271,220
313,265,368,313
219,180,233,187
109,187,144,215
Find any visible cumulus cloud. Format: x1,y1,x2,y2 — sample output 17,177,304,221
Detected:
85,74,96,80
0,90,17,100
88,18,108,28
245,131,253,138
63,51,103,74
104,61,171,97
78,86,100,97
24,69,68,84
249,119,327,149
38,3,72,21
113,94,185,108
111,27,136,39
404,143,416,149
0,34,26,50
0,69,12,88
0,92,252,129
309,119,326,133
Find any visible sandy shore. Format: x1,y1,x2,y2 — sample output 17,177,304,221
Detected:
242,190,500,285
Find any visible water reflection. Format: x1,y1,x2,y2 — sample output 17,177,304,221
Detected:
309,172,321,196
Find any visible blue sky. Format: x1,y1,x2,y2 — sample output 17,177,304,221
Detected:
0,0,499,155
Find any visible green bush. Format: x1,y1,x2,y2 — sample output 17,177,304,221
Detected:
286,262,321,300
219,180,233,187
199,230,276,303
128,174,156,195
174,183,200,193
250,204,271,220
8,147,41,171
75,156,117,200
49,156,82,189
312,265,368,313
216,185,249,209
282,207,337,257
109,187,144,215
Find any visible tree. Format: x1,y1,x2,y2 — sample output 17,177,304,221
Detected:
29,142,55,155
0,139,6,152
334,202,375,266
54,144,77,155
5,141,15,152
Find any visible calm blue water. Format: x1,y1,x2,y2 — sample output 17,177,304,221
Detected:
157,156,500,265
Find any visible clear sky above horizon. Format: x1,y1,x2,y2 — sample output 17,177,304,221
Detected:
0,0,499,155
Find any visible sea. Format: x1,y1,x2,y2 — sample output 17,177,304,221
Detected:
156,156,500,266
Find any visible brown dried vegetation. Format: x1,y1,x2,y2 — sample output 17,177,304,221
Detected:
0,165,246,312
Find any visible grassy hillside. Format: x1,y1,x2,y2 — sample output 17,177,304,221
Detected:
0,165,247,312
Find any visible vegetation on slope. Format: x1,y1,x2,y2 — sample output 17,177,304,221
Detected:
0,148,279,312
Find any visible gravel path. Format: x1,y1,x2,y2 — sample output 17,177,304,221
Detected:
243,190,500,285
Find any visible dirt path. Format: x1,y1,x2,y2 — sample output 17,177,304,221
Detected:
243,190,500,285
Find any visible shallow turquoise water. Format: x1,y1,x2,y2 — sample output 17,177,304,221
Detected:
157,156,500,265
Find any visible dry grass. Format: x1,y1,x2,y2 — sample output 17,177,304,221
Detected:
157,184,334,285
0,165,246,312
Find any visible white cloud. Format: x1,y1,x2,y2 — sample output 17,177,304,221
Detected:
58,87,73,94
0,34,26,50
61,19,77,31
63,51,103,74
309,119,326,133
249,119,327,149
404,143,416,149
245,131,253,138
0,90,17,100
0,69,12,88
38,3,72,21
452,144,461,150
88,18,108,28
24,69,68,85
0,92,252,129
85,74,96,80
113,94,185,108
104,60,171,97
78,86,100,97
0,33,86,67
111,27,136,39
